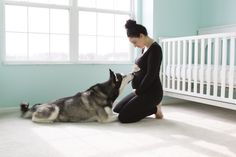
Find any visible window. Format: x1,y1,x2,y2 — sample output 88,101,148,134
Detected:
4,0,134,64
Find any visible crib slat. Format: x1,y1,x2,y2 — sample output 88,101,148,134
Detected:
213,38,219,97
177,40,181,90
194,39,198,93
182,40,187,92
221,38,227,98
200,38,205,94
188,40,192,92
172,41,176,90
229,37,235,99
207,38,212,96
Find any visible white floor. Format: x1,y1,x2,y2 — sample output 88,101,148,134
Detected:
0,102,236,157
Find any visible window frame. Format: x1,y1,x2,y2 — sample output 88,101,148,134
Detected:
2,0,135,65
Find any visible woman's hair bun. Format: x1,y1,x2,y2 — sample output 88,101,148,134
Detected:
125,19,137,29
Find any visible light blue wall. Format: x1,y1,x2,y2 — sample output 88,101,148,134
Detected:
199,0,236,28
0,64,133,108
155,0,200,38
155,0,236,38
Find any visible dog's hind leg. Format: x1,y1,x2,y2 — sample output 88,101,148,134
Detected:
32,115,54,123
32,105,59,123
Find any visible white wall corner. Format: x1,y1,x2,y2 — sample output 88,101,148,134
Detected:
141,0,154,38
0,0,5,63
135,0,142,23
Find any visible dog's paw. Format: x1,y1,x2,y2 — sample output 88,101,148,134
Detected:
106,115,118,122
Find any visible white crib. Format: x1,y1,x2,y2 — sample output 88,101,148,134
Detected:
159,32,236,110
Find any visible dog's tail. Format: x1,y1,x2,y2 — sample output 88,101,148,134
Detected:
20,102,41,119
20,101,29,112
20,102,31,118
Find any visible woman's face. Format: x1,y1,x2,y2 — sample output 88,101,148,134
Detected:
128,35,145,48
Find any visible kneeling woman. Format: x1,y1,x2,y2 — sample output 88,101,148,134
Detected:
113,19,163,123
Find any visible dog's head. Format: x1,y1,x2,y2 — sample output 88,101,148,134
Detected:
100,69,134,104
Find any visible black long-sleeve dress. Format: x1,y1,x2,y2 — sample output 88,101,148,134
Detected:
113,42,163,123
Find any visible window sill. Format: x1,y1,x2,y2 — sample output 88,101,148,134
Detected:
2,60,134,65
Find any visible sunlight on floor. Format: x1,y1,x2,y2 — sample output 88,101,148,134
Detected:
194,140,235,157
1,102,236,157
167,111,236,133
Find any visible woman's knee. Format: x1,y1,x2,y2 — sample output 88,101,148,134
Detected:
118,114,130,123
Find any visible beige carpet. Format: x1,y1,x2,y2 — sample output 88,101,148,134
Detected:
0,102,236,157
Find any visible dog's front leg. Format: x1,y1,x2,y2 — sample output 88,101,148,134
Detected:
96,107,117,123
103,107,118,123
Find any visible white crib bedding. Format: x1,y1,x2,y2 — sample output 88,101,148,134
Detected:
165,64,236,87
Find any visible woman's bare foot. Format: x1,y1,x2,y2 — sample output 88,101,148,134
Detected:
155,103,164,119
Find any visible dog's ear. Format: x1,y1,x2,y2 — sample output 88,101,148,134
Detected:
109,69,116,83
109,69,113,75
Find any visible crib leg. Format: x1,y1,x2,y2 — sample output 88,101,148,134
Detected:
155,102,164,119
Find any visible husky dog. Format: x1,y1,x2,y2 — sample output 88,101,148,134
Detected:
20,69,134,123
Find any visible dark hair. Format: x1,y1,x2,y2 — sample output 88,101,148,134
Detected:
125,19,148,37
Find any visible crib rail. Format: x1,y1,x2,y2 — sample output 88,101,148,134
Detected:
160,32,236,108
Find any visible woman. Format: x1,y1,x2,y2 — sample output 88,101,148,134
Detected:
113,19,163,123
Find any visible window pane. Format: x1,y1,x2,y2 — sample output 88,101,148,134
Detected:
6,32,27,60
50,9,69,34
97,13,114,36
97,36,114,56
5,5,27,32
78,35,96,60
114,0,130,11
79,11,96,35
28,7,49,33
96,0,113,10
29,33,49,60
112,52,130,61
50,34,69,60
78,0,96,8
115,37,129,53
115,15,129,37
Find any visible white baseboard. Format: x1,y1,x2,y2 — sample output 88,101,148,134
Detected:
162,96,187,105
0,107,18,113
0,97,186,113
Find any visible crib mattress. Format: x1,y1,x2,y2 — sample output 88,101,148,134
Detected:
165,65,236,86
